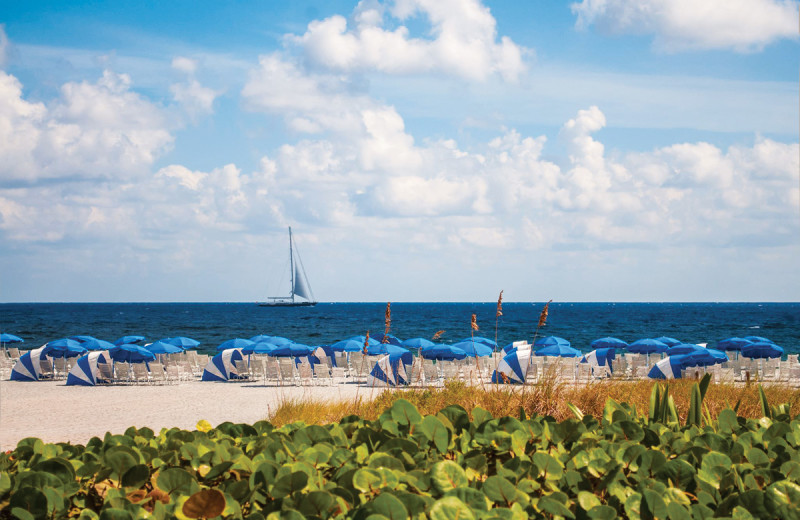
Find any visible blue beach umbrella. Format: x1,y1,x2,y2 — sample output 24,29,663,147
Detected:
366,343,408,356
109,344,156,363
452,340,493,357
741,342,783,359
367,351,414,387
458,337,499,350
269,343,315,357
114,335,145,346
162,337,201,349
744,336,773,344
590,337,628,350
10,346,53,381
66,351,113,386
250,335,293,345
217,338,255,351
201,348,245,381
69,335,97,344
716,337,753,351
146,341,184,355
46,338,88,358
666,343,705,356
628,339,669,354
491,348,533,384
535,344,581,357
421,345,467,361
349,335,380,347
373,333,403,346
402,338,435,350
654,337,681,347
1,333,24,344
534,336,571,348
648,355,687,380
242,341,278,355
81,339,117,351
330,339,364,352
683,348,728,367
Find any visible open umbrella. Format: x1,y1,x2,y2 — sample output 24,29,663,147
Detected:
331,338,370,352
146,341,184,355
162,337,200,349
402,338,435,350
242,341,278,355
372,333,403,346
269,343,315,357
491,348,532,384
366,343,408,356
535,344,581,357
109,344,156,363
590,337,628,350
743,335,773,344
666,343,705,356
81,339,117,351
654,337,681,347
683,348,728,367
458,337,499,350
716,337,753,351
628,339,669,354
250,335,293,345
452,340,493,357
349,335,379,347
741,342,783,359
114,335,145,346
46,338,88,358
648,355,687,379
534,336,571,348
1,333,24,344
69,335,97,344
217,338,255,351
420,345,467,361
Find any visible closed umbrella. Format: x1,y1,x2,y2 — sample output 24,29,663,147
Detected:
452,340,493,357
590,337,628,350
367,352,414,387
217,338,255,351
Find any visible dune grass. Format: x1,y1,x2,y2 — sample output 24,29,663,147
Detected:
267,374,800,427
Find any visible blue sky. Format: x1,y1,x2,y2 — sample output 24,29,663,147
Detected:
0,0,798,302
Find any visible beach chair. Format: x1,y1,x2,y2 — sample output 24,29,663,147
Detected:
165,365,181,384
441,361,461,382
576,363,592,383
263,359,281,385
39,358,55,379
329,366,347,385
114,363,132,384
132,363,151,384
53,358,70,379
298,362,315,386
278,359,296,385
7,347,20,360
524,362,538,384
96,363,113,385
149,363,168,385
422,361,440,387
718,367,735,384
334,352,347,370
233,359,251,381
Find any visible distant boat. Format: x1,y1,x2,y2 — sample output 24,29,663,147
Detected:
258,227,317,307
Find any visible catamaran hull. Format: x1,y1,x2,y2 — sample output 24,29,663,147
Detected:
257,301,318,307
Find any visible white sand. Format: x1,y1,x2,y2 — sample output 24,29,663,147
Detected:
0,379,376,449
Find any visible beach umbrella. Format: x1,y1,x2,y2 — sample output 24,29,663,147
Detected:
666,343,705,356
683,348,728,367
250,335,293,345
372,333,403,346
654,337,681,347
331,339,368,352
581,348,616,370
402,338,435,350
217,338,255,351
458,336,499,350
420,345,467,361
367,352,414,387
590,337,628,350
162,337,201,349
349,335,380,347
146,341,184,355
535,344,581,357
114,335,145,346
627,339,669,354
46,338,88,358
502,341,532,354
108,344,156,363
66,351,112,386
452,340,493,357
534,336,571,348
741,342,783,359
81,339,117,351
10,346,53,381
1,333,24,344
648,355,687,380
201,348,244,381
242,341,278,355
716,337,753,351
366,343,408,356
69,335,97,344
743,335,773,344
491,348,532,384
269,343,315,357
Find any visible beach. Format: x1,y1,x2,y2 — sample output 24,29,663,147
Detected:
0,379,367,449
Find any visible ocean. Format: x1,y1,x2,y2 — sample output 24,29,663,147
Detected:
1,302,798,356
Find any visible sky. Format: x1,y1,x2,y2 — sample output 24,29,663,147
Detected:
0,0,798,303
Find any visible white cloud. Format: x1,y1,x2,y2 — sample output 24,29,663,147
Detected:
0,25,9,67
287,0,526,81
571,0,800,52
170,56,220,116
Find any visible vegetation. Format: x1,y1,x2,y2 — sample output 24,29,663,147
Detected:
2,378,800,519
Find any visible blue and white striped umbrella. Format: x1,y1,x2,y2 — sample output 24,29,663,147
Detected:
648,355,687,379
491,348,532,384
201,348,245,381
10,346,52,381
580,348,616,369
367,352,414,387
66,351,112,386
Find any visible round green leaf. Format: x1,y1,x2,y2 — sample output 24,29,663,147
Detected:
481,475,520,506
156,467,196,496
9,487,49,519
98,508,133,520
539,496,575,519
718,409,739,434
390,399,423,426
370,493,409,520
271,471,308,498
422,416,450,454
444,488,491,512
429,496,475,520
766,480,800,520
353,468,384,493
121,464,150,489
430,460,468,494
578,491,602,511
533,452,563,481
32,457,75,487
103,447,139,481
587,505,618,520
297,490,337,517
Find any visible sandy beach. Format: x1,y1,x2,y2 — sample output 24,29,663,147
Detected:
0,379,371,449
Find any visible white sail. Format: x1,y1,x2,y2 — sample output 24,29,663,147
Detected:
293,264,311,300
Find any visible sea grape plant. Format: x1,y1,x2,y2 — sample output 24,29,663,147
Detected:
1,384,799,519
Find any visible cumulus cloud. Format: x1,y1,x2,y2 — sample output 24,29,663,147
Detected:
287,0,526,81
0,69,172,184
170,56,220,116
0,25,9,67
571,0,800,52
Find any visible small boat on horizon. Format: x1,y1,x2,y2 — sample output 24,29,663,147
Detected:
258,227,317,307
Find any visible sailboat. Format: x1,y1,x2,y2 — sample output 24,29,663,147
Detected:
258,227,318,307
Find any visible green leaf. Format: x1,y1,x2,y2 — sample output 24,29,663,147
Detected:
370,493,409,520
578,491,602,511
758,385,771,419
104,447,139,482
539,496,575,519
9,487,48,519
353,468,384,494
156,467,196,496
271,471,308,498
687,383,702,427
765,480,800,520
444,488,491,512
641,489,668,520
98,509,133,520
567,403,584,420
429,496,475,520
472,406,492,425
390,399,422,426
430,460,468,494
533,452,564,481
718,409,739,434
587,505,618,519
481,476,524,506
31,457,75,487
120,464,149,489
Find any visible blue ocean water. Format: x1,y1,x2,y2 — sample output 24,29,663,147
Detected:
1,302,798,355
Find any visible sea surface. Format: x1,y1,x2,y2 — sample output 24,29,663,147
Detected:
1,302,798,355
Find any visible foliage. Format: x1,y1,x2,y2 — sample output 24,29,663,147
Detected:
2,384,800,519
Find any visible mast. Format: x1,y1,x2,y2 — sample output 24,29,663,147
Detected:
288,226,295,302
